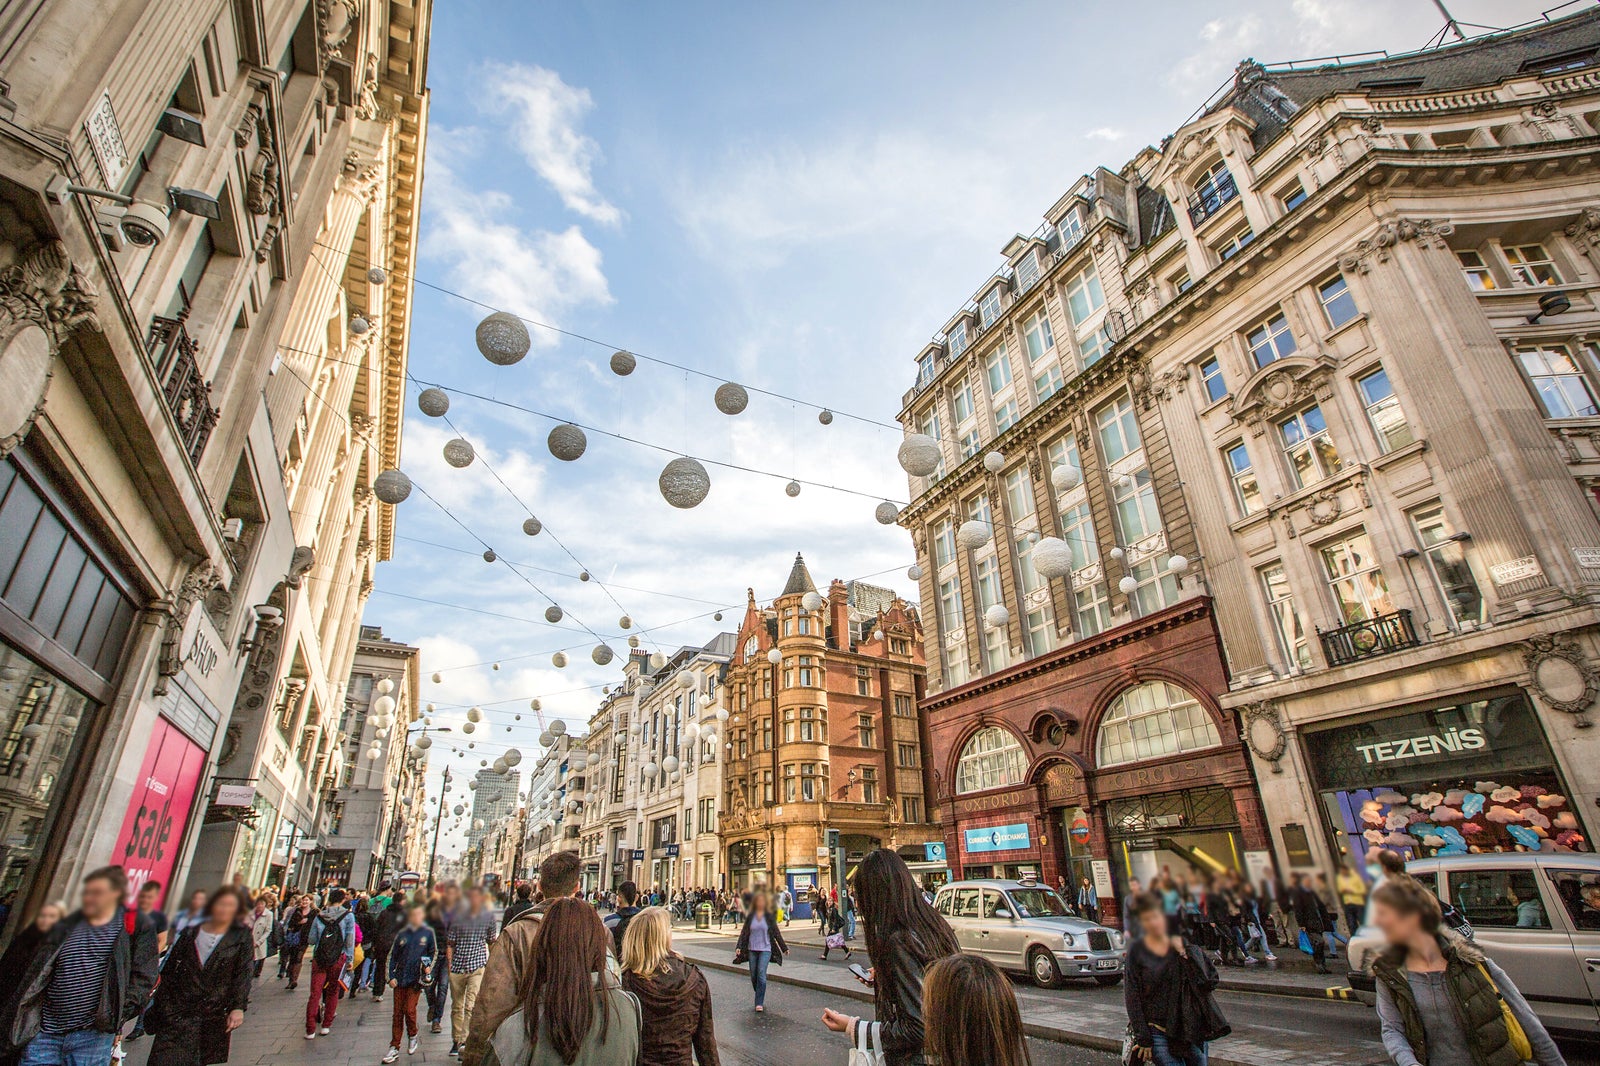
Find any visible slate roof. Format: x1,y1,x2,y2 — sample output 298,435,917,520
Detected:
780,552,817,597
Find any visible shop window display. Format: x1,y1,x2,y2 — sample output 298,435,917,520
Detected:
1306,692,1585,865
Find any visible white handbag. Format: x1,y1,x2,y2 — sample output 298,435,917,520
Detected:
849,1020,886,1066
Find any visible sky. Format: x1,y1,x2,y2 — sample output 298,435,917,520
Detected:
363,0,1565,855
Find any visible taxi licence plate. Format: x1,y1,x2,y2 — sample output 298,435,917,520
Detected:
1096,959,1119,970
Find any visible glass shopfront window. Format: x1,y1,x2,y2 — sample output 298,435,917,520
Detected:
1304,691,1583,868
0,644,93,905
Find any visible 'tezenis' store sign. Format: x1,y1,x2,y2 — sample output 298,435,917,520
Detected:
1356,726,1487,765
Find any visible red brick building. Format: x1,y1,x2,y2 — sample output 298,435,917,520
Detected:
923,599,1268,925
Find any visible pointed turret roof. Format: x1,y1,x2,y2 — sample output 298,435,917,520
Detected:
780,552,817,597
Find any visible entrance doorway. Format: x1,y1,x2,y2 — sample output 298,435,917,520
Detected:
1105,787,1243,894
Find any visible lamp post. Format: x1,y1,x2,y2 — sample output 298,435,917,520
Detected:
386,723,450,880
425,761,453,890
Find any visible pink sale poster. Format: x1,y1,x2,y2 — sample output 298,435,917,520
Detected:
113,717,206,906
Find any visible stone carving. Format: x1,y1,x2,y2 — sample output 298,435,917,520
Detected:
153,562,219,695
1131,362,1189,410
1530,100,1560,119
1304,487,1343,526
355,52,385,121
340,151,384,201
246,148,279,215
232,584,290,726
316,0,358,68
254,222,281,264
1359,116,1383,134
287,545,316,588
1229,357,1335,437
1565,207,1600,257
1342,217,1455,273
1239,700,1287,771
0,240,102,458
1520,633,1598,727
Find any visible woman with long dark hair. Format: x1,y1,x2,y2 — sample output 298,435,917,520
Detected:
481,897,640,1066
144,886,254,1066
731,891,787,1012
923,954,1031,1066
820,849,960,1066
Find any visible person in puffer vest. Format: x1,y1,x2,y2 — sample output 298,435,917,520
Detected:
1370,875,1565,1066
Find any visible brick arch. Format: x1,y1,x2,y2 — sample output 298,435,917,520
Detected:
1082,667,1232,770
943,718,1030,798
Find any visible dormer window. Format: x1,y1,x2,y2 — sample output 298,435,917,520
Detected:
1058,208,1084,248
948,321,970,358
1188,160,1239,226
979,287,1003,326
1015,251,1041,293
917,352,936,386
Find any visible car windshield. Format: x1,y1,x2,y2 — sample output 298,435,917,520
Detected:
1007,888,1072,918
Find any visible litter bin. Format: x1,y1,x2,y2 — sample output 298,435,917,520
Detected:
695,902,712,930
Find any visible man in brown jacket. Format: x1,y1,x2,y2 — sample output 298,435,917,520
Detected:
460,851,587,1066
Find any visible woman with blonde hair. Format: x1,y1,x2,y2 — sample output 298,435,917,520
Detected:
923,954,1031,1066
620,907,719,1066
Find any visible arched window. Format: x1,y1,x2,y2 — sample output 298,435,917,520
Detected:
955,727,1027,794
1096,681,1220,768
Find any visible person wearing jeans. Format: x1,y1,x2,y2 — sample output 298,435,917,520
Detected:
304,890,355,1038
444,888,497,1057
731,892,787,1012
383,904,436,1064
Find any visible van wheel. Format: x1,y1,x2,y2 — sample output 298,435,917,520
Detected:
1029,947,1061,989
1094,974,1123,987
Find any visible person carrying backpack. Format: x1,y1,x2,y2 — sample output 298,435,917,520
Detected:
304,890,355,1040
608,882,643,960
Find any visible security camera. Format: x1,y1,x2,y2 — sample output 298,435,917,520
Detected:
119,201,170,248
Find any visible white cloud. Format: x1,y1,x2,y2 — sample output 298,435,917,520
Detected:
483,62,622,226
1085,127,1126,141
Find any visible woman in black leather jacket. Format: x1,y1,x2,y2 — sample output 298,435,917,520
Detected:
820,850,959,1066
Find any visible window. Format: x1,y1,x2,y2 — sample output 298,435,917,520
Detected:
918,409,945,480
1126,555,1180,615
938,579,963,637
1503,244,1561,287
985,347,1013,394
1004,468,1034,525
1516,343,1599,419
1170,269,1193,295
933,519,956,569
978,287,1002,326
1246,312,1298,368
801,763,818,801
761,716,773,750
1225,443,1263,515
1059,501,1098,570
1033,364,1064,401
952,382,975,424
901,795,923,824
1022,312,1054,363
1318,275,1359,328
1057,209,1084,248
1279,182,1307,211
968,493,993,528
958,428,981,459
1449,868,1550,929
1456,249,1497,291
165,226,216,316
1199,356,1226,403
1016,252,1041,292
917,352,936,386
860,767,878,804
1279,405,1342,488
893,694,914,717
1191,160,1238,220
975,555,1008,671
798,656,816,686
994,400,1019,432
783,765,796,803
856,666,872,696
1216,225,1254,260
1074,581,1112,637
1260,564,1312,669
1549,868,1600,931
1319,528,1395,623
1357,367,1413,452
1065,266,1105,326
1411,504,1485,627
948,320,970,358
858,713,876,748
897,742,919,768
1015,533,1056,658
955,727,1027,793
1078,325,1112,367
1110,468,1161,544
1095,394,1141,463
1047,434,1082,491
1096,682,1220,768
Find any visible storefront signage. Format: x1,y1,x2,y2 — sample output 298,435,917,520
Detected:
1574,548,1600,569
85,92,130,187
953,790,1032,816
924,841,946,862
214,784,256,807
1243,850,1275,887
1490,555,1542,586
630,849,645,861
184,624,219,678
1090,859,1114,901
1356,725,1486,765
113,717,206,907
1069,814,1091,842
664,843,680,857
964,822,1031,854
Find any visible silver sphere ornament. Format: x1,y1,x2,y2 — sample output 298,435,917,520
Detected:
417,387,450,417
801,590,823,612
476,311,531,365
1051,465,1083,492
545,605,564,623
897,434,941,477
349,315,370,335
547,423,587,461
956,520,992,550
713,382,749,415
628,635,640,648
875,501,900,525
591,644,614,666
714,612,723,621
443,438,475,468
552,651,568,668
523,516,542,536
675,669,696,690
785,480,801,498
548,719,567,736
766,647,782,665
466,706,483,722
482,549,496,563
983,451,1006,472
907,564,923,581
579,571,591,582
373,469,412,504
367,266,387,285
1118,575,1139,595
1030,537,1075,579
818,409,834,425
659,456,711,509
619,615,632,629
984,604,1010,630
610,350,637,376
648,652,666,670
530,699,542,711
1167,554,1190,574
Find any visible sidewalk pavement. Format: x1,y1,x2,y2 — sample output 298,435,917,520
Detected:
671,929,1389,1066
121,972,454,1066
681,917,1353,1000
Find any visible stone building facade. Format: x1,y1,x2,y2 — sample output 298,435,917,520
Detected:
0,0,428,926
719,556,938,904
900,10,1600,911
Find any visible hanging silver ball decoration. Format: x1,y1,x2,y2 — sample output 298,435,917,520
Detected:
1031,537,1074,579
649,652,667,670
579,571,591,582
714,612,723,621
983,451,1006,473
610,350,636,376
367,266,388,285
482,549,496,563
417,388,450,417
1052,465,1083,492
619,615,632,629
548,423,587,462
530,699,542,711
714,382,749,415
818,409,834,425
956,520,992,550
545,605,563,623
523,516,542,536
443,438,475,468
875,501,900,525
659,457,711,509
627,634,640,648
476,311,531,365
552,651,568,668
349,315,371,335
801,590,823,612
897,434,941,477
373,469,412,504
984,604,1010,630
907,564,923,581
785,481,801,498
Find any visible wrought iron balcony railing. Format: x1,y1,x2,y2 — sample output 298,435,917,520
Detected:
1187,169,1240,227
1319,608,1421,667
147,314,220,465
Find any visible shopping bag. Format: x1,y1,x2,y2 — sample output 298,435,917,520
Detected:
1477,963,1533,1061
1297,929,1313,955
825,932,846,949
1119,1024,1139,1066
849,1021,886,1066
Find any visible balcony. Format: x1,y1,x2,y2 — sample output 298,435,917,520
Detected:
1186,169,1240,227
147,315,220,465
1319,609,1421,667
